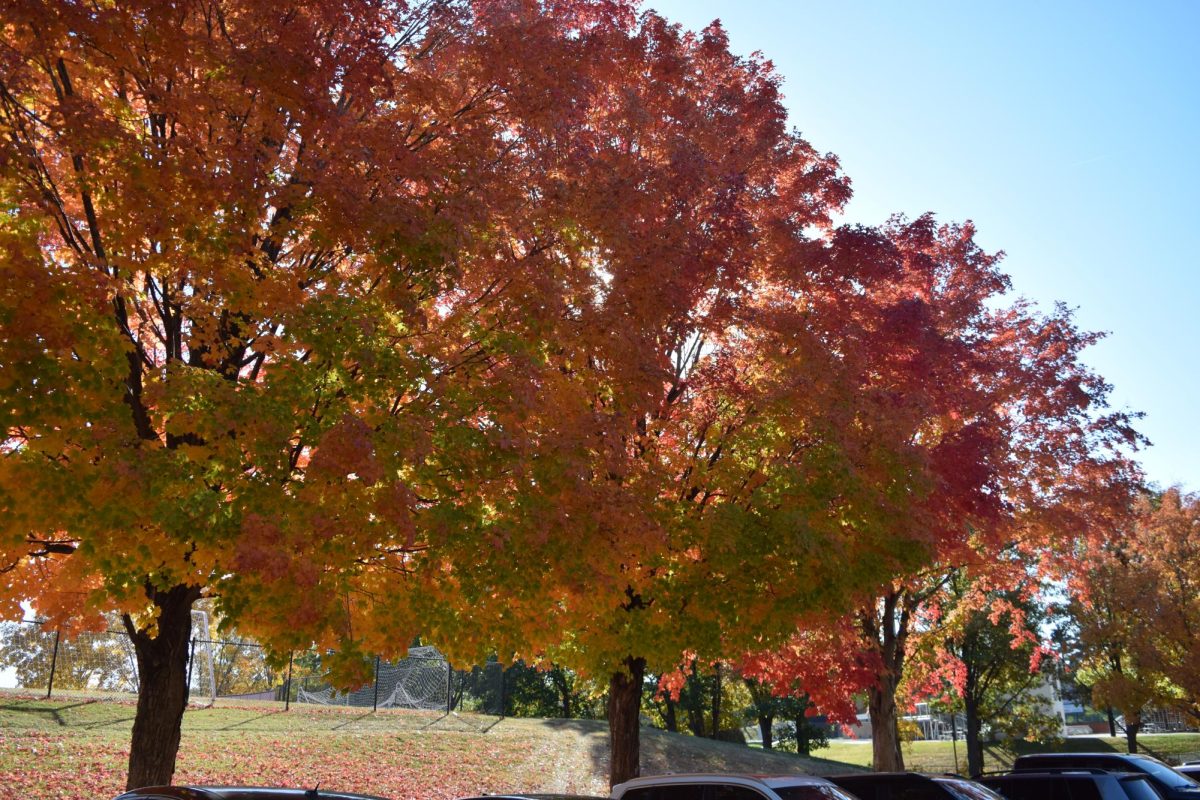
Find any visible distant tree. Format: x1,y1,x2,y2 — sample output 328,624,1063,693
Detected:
912,573,1057,776
1069,488,1200,753
490,661,601,720
742,676,827,753
0,617,134,692
744,677,785,750
1123,490,1200,722
740,214,1143,770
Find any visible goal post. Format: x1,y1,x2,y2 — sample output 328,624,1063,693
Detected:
187,608,216,707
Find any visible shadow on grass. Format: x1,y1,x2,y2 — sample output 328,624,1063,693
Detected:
0,699,105,727
81,714,136,729
220,710,288,731
329,712,374,731
477,715,504,733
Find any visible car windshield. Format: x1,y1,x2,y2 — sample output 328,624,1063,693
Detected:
774,787,859,800
934,778,1006,800
1129,755,1200,789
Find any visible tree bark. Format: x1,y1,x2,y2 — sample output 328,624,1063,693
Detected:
862,588,913,772
124,582,201,791
1125,709,1141,754
964,692,984,778
759,713,775,750
868,677,904,771
711,662,721,739
686,705,706,737
607,656,645,787
663,697,677,733
551,668,572,718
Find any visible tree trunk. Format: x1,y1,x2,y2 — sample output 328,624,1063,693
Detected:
607,656,645,787
711,663,721,739
124,583,201,791
868,677,904,771
862,589,913,772
759,713,775,750
964,693,984,778
794,714,814,755
551,668,572,718
686,705,706,737
1125,709,1141,754
1107,706,1117,737
663,698,677,733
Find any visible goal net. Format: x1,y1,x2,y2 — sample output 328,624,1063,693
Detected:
296,645,450,710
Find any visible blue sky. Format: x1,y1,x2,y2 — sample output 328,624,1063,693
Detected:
648,0,1199,492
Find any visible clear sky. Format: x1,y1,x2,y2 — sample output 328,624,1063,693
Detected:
646,0,1199,492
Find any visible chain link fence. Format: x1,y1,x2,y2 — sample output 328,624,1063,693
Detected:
0,619,504,716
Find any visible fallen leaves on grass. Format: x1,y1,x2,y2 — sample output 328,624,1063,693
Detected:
0,728,537,800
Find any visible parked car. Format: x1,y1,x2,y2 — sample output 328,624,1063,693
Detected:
1177,765,1200,782
1011,753,1200,800
979,768,1164,800
827,771,1005,800
610,773,860,800
113,788,391,800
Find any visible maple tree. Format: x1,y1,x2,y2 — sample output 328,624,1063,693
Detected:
1120,489,1200,721
907,572,1056,777
741,216,1143,771
1070,487,1200,753
380,15,940,785
449,212,1022,783
2,0,811,787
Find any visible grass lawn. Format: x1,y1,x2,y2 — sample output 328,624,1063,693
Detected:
0,690,850,800
8,689,1200,800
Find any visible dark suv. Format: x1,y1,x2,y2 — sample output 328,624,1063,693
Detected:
827,772,1004,800
1012,753,1200,800
979,769,1164,800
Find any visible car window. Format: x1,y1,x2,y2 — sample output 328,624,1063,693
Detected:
1120,776,1167,800
1064,778,1103,800
825,777,886,800
893,776,942,800
985,777,1068,800
934,778,1006,800
1127,755,1200,789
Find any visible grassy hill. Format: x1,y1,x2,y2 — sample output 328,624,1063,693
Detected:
0,691,852,800
7,690,1200,800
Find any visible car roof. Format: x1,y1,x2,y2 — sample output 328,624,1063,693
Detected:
1016,753,1150,760
982,770,1142,779
115,788,391,800
614,774,834,790
830,772,939,778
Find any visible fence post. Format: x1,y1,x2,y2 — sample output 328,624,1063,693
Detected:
372,656,381,712
446,664,453,714
45,630,61,700
284,651,294,712
185,638,196,702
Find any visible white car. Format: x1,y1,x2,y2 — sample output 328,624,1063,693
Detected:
610,773,861,800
